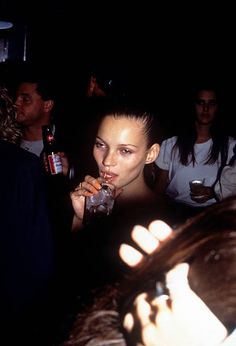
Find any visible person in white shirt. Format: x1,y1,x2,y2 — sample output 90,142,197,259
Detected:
155,82,236,221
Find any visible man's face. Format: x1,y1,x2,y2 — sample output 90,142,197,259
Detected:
15,82,47,127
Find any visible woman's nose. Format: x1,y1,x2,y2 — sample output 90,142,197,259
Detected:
102,151,116,166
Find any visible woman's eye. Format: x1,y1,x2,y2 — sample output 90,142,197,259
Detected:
121,149,132,155
95,141,104,148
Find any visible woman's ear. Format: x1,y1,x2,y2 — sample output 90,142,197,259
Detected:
146,143,160,164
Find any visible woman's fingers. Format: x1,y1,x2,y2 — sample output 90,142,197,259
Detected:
148,220,172,241
71,185,91,198
124,292,175,346
131,221,172,254
131,225,160,254
119,220,173,267
72,176,102,197
138,294,172,346
83,175,102,194
119,244,144,267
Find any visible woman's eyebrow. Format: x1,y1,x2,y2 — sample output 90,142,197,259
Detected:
96,136,138,148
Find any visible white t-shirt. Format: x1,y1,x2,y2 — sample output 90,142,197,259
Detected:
156,136,236,207
20,139,43,157
20,125,55,157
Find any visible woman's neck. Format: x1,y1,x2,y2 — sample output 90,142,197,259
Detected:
195,125,211,144
117,177,155,204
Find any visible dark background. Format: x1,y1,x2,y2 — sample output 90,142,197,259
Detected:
1,0,236,133
1,1,235,79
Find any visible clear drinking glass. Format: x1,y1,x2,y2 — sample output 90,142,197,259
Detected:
84,183,115,225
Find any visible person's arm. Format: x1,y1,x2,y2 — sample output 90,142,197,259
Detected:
71,213,84,232
214,163,236,200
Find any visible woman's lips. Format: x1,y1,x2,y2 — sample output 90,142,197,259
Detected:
100,171,117,182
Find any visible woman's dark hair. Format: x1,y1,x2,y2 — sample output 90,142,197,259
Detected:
62,196,236,345
100,99,163,148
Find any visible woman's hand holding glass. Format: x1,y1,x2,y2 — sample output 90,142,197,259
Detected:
70,175,103,231
71,175,121,230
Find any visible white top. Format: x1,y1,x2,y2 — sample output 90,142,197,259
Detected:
20,139,43,157
156,136,236,207
20,124,55,157
214,159,236,200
